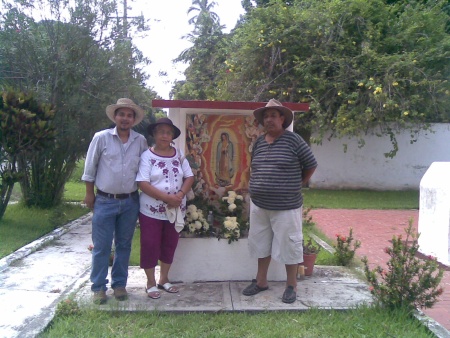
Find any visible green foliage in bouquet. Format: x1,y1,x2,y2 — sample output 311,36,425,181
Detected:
217,190,247,243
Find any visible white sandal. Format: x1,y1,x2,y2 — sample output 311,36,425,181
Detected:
145,286,161,299
157,282,179,293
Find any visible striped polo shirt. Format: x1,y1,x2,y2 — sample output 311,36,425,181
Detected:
249,131,317,210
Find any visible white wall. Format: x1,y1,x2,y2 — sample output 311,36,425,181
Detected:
309,123,450,190
418,162,450,266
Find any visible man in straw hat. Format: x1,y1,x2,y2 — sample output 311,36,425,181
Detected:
82,98,148,304
242,99,317,303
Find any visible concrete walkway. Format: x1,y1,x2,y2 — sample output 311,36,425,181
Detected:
0,210,448,337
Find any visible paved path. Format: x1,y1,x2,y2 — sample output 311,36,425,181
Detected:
310,209,450,332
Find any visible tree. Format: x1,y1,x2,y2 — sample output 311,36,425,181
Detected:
208,0,450,157
0,0,156,207
187,0,221,32
241,0,295,11
172,0,226,100
0,90,55,219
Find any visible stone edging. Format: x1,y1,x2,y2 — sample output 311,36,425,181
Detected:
414,309,450,338
0,212,93,273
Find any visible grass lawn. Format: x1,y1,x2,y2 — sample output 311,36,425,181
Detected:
63,182,86,203
42,304,434,337
303,188,419,209
0,203,88,258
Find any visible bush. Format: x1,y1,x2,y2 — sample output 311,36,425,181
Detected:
69,159,85,183
302,207,314,227
334,227,361,266
362,219,444,310
55,297,80,318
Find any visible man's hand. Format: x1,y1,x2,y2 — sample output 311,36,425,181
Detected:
84,192,95,209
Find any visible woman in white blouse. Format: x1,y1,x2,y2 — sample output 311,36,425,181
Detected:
136,118,194,299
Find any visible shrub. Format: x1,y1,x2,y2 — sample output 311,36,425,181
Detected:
55,298,80,318
302,207,314,227
69,159,85,183
334,227,361,266
362,219,444,310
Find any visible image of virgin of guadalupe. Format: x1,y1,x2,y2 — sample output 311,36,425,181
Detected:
215,132,234,187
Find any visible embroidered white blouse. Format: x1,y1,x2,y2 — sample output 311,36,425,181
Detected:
136,148,194,220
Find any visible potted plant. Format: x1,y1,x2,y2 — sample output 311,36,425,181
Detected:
301,238,321,276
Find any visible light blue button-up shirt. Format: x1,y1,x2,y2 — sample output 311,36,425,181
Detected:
82,127,148,194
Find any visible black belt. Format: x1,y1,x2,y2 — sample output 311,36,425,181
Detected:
97,189,138,199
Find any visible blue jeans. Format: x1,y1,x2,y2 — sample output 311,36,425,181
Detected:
90,193,139,292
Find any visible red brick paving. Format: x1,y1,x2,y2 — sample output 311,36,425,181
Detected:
310,209,450,331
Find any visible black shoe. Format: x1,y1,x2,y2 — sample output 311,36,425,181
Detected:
282,285,296,304
242,279,269,296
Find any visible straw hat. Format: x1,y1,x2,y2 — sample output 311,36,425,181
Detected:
253,99,293,129
105,98,145,126
147,117,181,140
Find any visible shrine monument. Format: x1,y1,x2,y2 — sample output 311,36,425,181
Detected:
151,99,309,282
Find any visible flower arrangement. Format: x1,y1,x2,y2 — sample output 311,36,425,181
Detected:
184,204,210,236
334,227,361,266
362,219,444,310
218,190,247,243
222,190,243,212
221,216,240,243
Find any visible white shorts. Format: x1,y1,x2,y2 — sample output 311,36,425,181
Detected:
248,201,303,265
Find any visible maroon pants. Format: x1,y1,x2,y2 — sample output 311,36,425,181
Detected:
139,213,179,269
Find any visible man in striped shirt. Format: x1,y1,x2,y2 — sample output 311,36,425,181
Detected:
242,99,317,304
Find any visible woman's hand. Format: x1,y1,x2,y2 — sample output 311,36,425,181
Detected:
166,193,182,208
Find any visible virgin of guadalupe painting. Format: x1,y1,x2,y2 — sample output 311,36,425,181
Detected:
184,113,256,199
215,132,234,187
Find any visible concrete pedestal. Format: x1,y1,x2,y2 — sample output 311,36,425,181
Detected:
170,237,287,283
418,162,450,266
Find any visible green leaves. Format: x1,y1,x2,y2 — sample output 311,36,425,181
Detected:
0,90,56,155
334,227,361,266
1,0,156,208
0,89,56,219
362,219,444,310
176,0,450,156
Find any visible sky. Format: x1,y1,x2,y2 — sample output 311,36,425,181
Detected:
130,0,246,99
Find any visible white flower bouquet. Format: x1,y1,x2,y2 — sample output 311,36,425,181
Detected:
218,190,247,243
184,204,210,236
